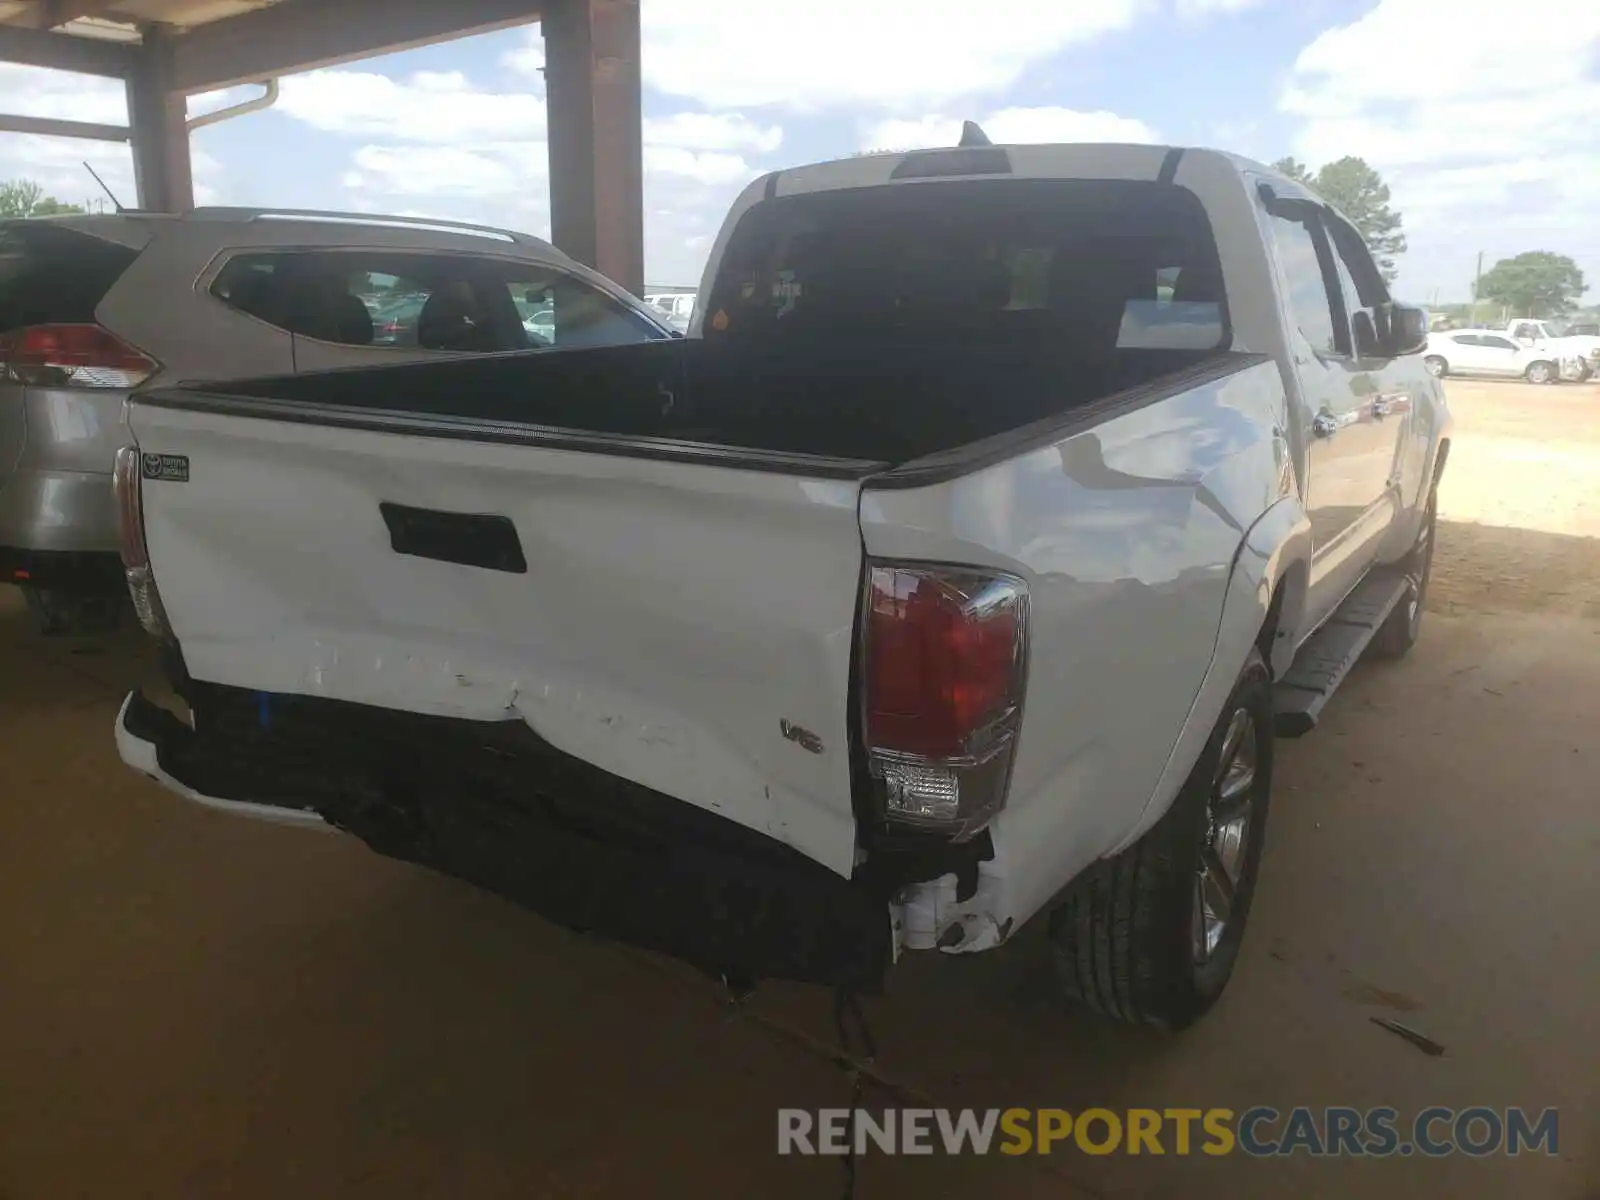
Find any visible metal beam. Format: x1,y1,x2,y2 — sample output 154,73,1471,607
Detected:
0,22,136,77
544,0,643,295
126,26,192,212
169,0,543,94
0,112,127,141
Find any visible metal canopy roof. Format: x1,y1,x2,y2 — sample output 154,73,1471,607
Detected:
0,1,281,41
0,0,543,92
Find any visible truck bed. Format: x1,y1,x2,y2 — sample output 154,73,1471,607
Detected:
181,339,1228,468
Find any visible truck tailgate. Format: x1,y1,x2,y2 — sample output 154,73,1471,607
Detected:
128,399,872,877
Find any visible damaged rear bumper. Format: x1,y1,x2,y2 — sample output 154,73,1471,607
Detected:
115,686,894,992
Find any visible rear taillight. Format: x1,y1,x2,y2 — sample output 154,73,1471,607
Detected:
861,563,1029,840
0,323,157,389
112,445,170,638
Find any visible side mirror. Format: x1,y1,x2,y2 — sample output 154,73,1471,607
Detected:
1384,303,1428,357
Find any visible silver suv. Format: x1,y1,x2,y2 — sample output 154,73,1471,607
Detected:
0,208,671,632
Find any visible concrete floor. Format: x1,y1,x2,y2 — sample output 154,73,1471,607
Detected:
2,381,1597,1199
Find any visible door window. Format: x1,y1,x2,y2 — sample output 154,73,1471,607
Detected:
1482,335,1519,351
1267,212,1343,357
1324,217,1390,358
209,250,663,353
0,224,140,334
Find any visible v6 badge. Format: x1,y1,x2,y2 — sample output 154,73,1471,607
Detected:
141,453,189,483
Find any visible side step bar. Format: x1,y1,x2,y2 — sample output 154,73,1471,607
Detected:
1273,567,1410,737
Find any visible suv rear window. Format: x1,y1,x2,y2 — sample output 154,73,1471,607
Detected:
701,178,1229,354
0,223,140,333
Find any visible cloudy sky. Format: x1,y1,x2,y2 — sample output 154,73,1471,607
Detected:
0,0,1595,303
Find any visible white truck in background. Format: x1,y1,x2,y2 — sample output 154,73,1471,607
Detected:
1505,318,1600,379
110,140,1450,1030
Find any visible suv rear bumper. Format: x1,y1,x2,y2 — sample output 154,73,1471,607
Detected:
115,685,894,991
0,466,119,554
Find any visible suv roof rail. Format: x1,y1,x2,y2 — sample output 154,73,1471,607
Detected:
185,206,544,245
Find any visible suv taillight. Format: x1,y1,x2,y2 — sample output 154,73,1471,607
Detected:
112,445,170,638
861,563,1030,840
0,323,157,389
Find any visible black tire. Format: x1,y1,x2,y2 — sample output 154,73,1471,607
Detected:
1048,647,1274,1030
1525,360,1555,385
1371,485,1437,660
1423,355,1448,379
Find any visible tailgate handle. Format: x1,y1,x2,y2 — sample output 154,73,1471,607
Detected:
379,502,528,574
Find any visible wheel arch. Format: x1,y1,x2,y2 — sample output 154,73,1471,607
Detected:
1105,497,1311,855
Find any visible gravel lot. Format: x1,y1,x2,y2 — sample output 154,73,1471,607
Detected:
1,378,1596,1199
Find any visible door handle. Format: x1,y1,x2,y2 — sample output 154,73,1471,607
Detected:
1312,412,1340,438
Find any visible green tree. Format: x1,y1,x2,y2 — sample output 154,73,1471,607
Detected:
0,179,85,219
1273,156,1314,186
1271,155,1407,283
1476,252,1587,318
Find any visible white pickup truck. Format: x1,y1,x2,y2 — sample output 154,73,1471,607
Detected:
1504,318,1600,379
111,142,1450,1029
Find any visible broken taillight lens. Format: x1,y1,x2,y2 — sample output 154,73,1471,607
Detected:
112,444,170,639
861,564,1029,840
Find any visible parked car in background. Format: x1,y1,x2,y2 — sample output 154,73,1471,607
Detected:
368,292,429,344
0,208,671,633
645,290,696,332
1423,329,1562,383
112,142,1449,1030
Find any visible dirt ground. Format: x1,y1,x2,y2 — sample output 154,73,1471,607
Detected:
1,379,1597,1200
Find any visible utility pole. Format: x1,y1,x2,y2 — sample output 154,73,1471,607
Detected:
1471,251,1483,327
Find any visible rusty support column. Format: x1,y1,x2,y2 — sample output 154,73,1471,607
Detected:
125,25,194,212
543,0,643,295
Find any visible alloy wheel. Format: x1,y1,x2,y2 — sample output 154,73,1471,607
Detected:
1192,706,1259,963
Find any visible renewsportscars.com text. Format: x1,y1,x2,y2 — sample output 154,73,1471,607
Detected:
777,1106,1559,1158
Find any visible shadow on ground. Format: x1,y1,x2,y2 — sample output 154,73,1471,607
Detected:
0,517,1596,1199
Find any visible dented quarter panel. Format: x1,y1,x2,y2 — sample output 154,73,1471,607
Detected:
128,402,867,877
864,357,1289,937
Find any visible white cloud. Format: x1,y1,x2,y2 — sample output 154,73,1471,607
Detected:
501,36,544,77
643,145,759,187
1174,0,1264,13
643,112,782,154
346,144,536,196
0,64,227,208
506,0,1144,112
273,54,787,283
0,62,125,124
1281,0,1600,299
275,68,546,142
861,106,1159,152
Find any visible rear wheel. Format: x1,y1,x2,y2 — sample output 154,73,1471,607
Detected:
1423,355,1448,379
1049,648,1273,1030
1372,485,1437,660
1525,360,1555,385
